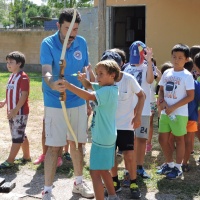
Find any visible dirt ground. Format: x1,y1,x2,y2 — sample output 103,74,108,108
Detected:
0,100,200,200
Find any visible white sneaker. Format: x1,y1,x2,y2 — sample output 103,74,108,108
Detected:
73,181,94,198
42,191,56,200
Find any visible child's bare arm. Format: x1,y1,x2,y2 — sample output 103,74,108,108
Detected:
158,86,168,110
132,90,145,129
77,72,93,90
145,47,154,84
0,99,6,108
165,89,194,115
65,80,96,101
7,91,28,120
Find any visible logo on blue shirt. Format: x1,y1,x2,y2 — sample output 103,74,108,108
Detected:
74,51,82,60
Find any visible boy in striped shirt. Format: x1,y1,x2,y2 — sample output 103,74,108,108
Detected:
0,51,31,168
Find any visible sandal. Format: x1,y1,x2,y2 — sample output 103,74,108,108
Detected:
0,161,14,169
182,164,190,172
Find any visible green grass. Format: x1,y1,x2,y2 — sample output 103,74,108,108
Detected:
0,71,43,101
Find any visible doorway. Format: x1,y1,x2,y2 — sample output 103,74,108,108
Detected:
109,6,146,62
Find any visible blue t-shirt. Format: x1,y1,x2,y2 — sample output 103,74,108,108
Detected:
91,83,118,147
188,80,200,121
40,31,89,108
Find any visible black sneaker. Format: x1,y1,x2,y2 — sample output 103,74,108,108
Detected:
113,180,122,193
104,181,121,197
130,183,141,199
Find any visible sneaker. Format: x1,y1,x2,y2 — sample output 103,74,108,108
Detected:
63,152,72,161
15,157,31,163
42,191,55,200
122,171,130,187
130,183,141,199
182,164,190,172
72,181,94,198
146,143,152,153
137,167,150,179
0,161,14,169
104,196,120,200
166,167,183,179
57,156,63,167
104,181,121,197
33,154,45,165
114,180,122,192
121,179,130,187
156,163,173,175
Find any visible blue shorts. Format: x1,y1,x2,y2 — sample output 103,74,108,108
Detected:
90,143,115,170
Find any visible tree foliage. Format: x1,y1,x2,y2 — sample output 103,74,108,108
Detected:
0,0,93,29
47,0,93,9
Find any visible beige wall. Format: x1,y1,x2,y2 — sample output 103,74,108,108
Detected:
0,31,55,66
94,0,200,66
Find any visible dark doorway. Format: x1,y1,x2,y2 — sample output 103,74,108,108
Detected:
110,6,146,62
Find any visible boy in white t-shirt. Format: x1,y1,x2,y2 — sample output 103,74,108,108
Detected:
123,41,156,179
158,43,194,179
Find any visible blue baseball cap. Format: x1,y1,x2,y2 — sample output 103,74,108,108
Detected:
101,51,122,67
129,41,146,65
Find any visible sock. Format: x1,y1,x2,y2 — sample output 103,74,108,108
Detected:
75,176,83,185
175,163,182,171
44,186,52,193
167,162,174,168
108,194,118,200
137,165,143,170
130,179,137,184
112,175,119,183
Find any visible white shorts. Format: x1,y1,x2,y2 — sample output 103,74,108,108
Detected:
44,105,87,146
135,116,150,139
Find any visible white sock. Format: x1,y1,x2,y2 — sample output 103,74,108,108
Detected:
167,162,174,168
44,186,52,193
75,176,83,185
175,163,182,171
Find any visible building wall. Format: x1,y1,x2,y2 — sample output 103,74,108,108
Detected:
0,31,54,72
94,0,200,66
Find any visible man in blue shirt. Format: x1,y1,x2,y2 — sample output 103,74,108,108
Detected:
40,8,94,199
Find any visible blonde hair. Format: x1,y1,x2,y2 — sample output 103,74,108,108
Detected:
95,60,120,81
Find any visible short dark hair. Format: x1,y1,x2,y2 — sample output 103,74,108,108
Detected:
171,43,190,58
151,57,157,66
6,51,25,68
59,8,81,25
184,58,193,72
95,60,120,81
161,61,173,74
190,45,200,60
194,52,200,70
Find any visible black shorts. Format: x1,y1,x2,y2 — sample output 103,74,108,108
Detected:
116,130,135,151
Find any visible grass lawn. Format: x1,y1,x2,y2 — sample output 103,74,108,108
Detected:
0,71,43,101
1,70,200,199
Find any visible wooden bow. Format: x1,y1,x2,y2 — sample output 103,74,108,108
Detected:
59,9,78,150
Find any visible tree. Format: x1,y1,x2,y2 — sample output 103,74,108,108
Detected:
47,0,93,9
